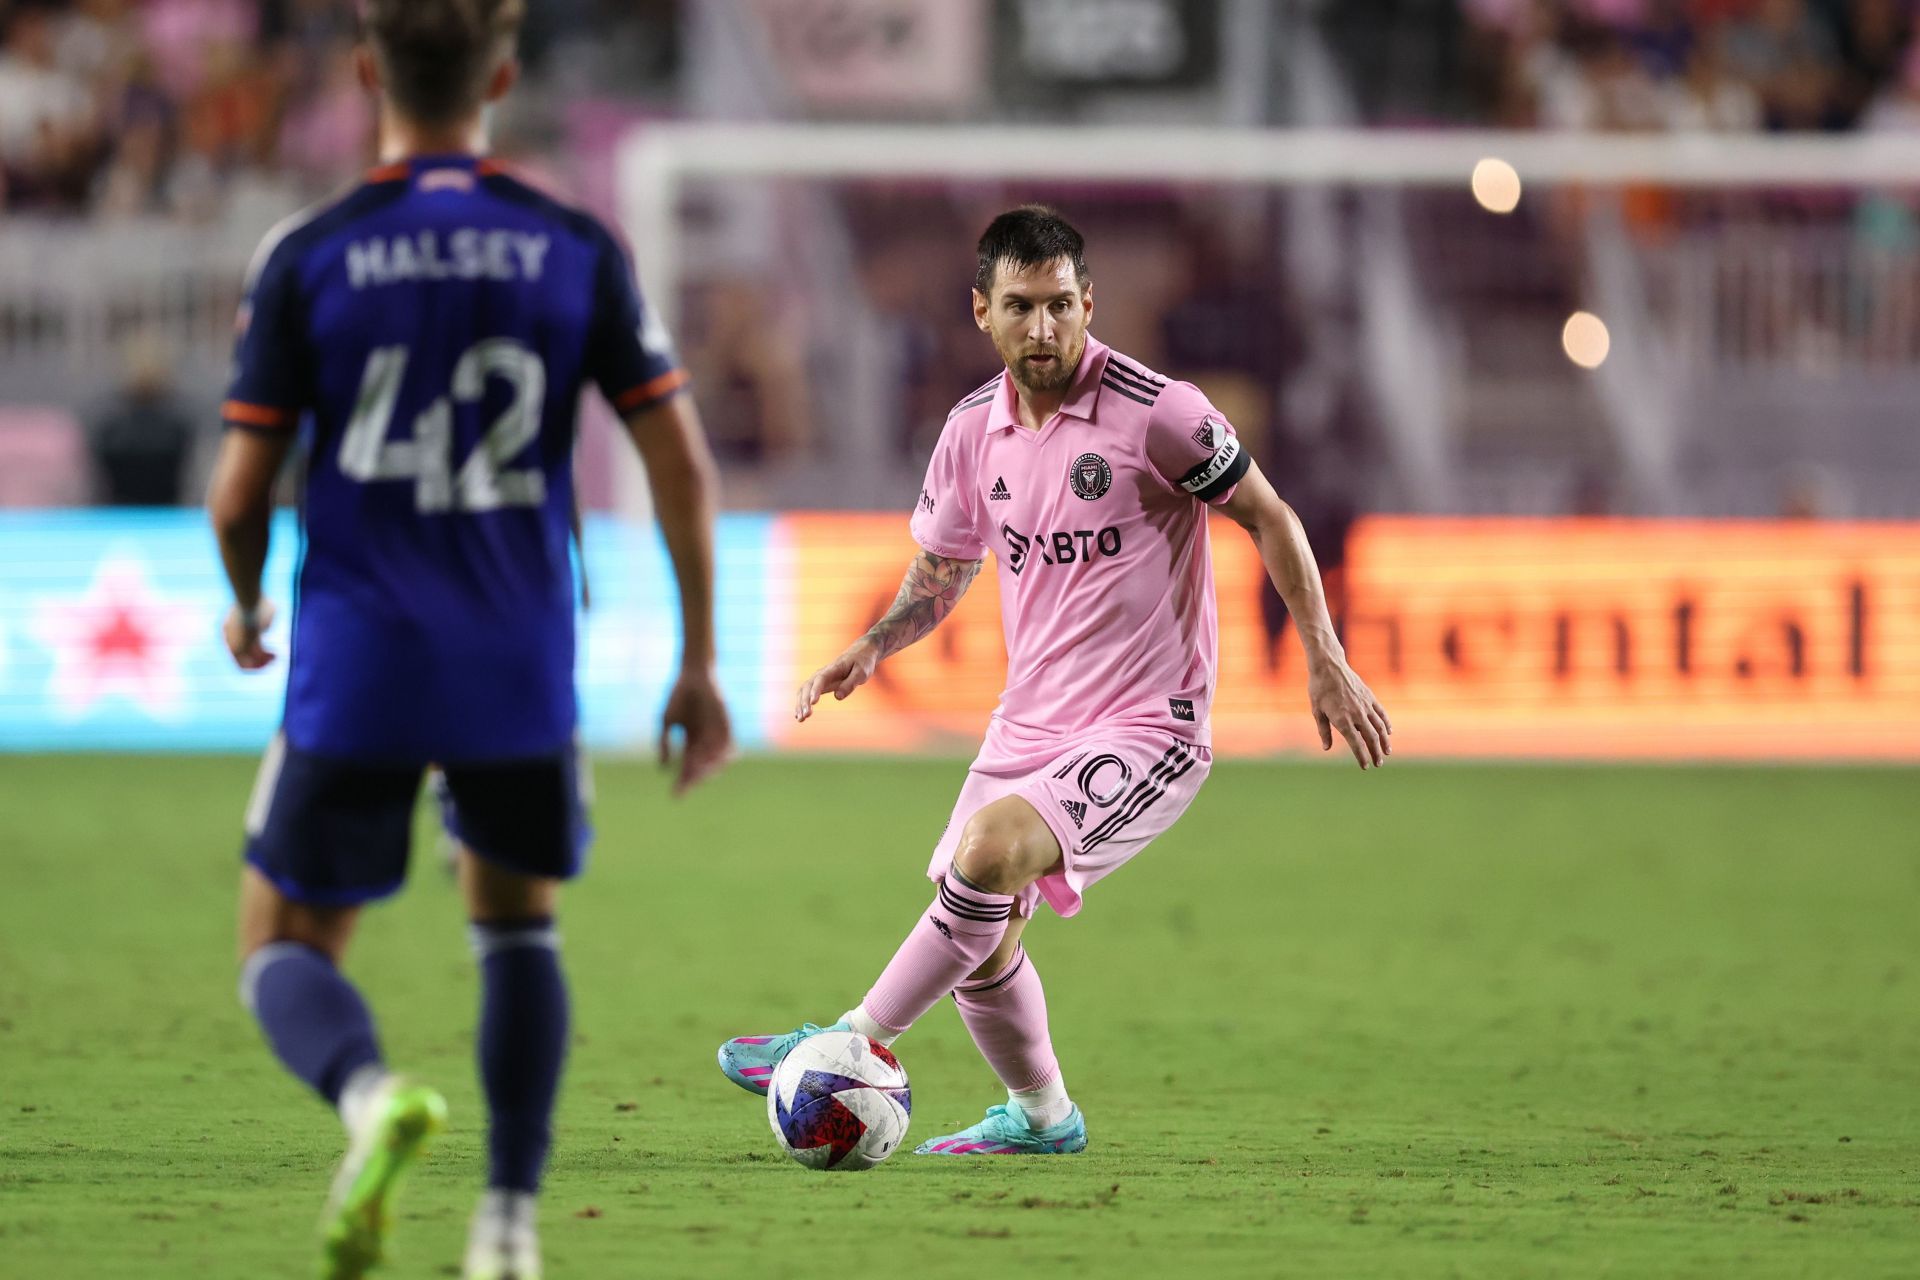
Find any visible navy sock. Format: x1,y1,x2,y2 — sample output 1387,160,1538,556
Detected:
473,917,569,1193
240,942,383,1107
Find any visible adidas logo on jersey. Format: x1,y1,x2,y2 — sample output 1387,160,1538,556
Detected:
989,477,1012,501
1060,799,1087,828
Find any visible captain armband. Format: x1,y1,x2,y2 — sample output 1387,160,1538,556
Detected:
1176,435,1250,502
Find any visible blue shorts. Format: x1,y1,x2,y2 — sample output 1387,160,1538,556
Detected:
242,733,593,905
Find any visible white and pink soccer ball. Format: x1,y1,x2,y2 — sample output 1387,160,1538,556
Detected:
766,1031,911,1171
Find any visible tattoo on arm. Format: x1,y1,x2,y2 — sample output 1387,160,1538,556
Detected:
863,550,983,660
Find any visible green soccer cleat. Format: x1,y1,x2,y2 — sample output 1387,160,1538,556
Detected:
914,1102,1087,1155
318,1078,448,1280
716,1020,848,1095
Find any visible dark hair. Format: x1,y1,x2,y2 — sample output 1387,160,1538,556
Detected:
973,205,1089,297
362,0,525,126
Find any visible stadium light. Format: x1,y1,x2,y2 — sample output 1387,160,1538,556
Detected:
1562,311,1611,369
1470,157,1521,213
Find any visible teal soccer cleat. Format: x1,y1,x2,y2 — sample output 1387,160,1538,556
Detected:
716,1021,849,1095
915,1103,1087,1155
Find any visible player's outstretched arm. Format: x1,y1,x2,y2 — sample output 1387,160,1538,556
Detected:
207,428,293,670
626,395,733,795
1218,459,1392,769
794,549,982,723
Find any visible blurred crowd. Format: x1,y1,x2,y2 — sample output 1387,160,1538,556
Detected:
0,0,362,218
1463,0,1915,131
4,0,1909,522
0,0,671,218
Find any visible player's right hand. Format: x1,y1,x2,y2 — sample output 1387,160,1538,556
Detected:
660,666,733,796
795,639,881,722
223,598,276,670
1308,658,1392,770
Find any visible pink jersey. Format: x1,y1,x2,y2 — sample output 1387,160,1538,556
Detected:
909,336,1249,767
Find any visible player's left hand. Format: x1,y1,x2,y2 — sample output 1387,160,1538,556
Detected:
1308,660,1392,770
223,598,277,670
659,666,733,796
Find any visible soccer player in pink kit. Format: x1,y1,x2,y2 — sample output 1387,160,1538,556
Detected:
719,207,1391,1154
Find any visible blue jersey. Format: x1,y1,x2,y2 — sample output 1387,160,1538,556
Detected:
225,154,683,764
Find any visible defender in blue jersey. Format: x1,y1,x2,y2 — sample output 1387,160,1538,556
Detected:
205,5,731,1278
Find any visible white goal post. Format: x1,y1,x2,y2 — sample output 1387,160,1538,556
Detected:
618,123,1920,331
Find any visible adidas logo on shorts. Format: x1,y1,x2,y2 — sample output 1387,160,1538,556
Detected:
1060,799,1087,828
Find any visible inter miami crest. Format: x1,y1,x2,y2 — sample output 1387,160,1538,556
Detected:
1069,452,1113,501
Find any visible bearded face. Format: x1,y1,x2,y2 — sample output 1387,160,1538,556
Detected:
973,256,1092,398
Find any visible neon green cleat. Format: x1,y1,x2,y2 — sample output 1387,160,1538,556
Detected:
318,1078,448,1280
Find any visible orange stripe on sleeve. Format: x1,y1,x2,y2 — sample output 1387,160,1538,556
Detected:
614,369,689,412
222,400,293,429
364,162,409,184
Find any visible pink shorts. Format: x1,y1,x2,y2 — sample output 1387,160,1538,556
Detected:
925,727,1212,919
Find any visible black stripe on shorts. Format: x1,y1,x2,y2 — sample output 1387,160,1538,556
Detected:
1081,743,1185,849
1082,742,1197,854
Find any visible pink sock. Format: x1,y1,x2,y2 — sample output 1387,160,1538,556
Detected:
860,876,1014,1035
954,944,1059,1093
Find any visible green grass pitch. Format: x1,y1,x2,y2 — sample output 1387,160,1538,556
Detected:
2,755,1917,1278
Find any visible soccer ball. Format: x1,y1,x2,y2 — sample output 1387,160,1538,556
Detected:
766,1031,911,1170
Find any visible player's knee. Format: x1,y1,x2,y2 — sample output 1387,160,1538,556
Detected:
952,809,1041,894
